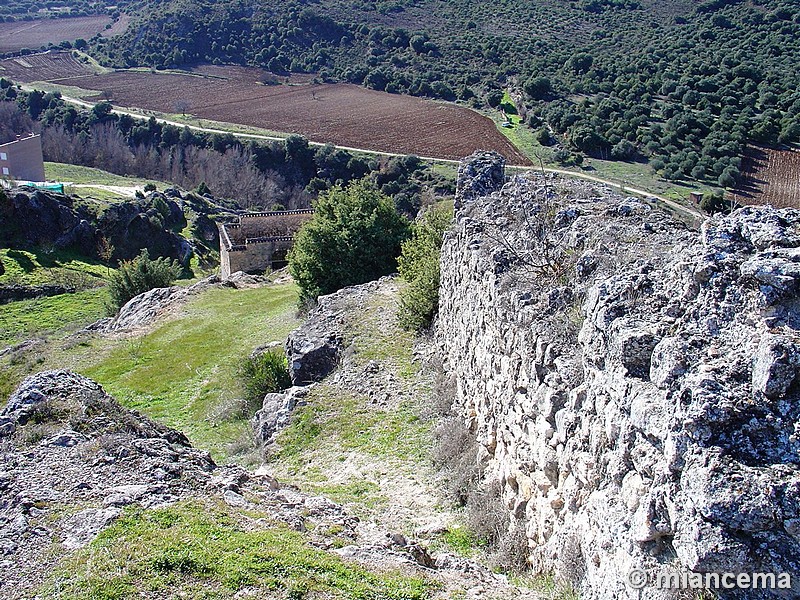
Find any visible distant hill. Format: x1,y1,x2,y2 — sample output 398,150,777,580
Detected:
89,0,800,187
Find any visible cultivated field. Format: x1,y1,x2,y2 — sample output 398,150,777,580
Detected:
734,146,800,209
0,50,92,80
0,51,530,164
0,16,127,53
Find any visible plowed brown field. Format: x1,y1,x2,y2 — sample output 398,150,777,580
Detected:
0,16,128,53
1,51,530,164
734,146,800,209
0,51,89,81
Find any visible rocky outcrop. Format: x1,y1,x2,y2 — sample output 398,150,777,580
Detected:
97,190,188,261
0,188,97,255
2,369,537,600
437,152,800,599
285,284,368,385
99,275,223,333
252,385,312,445
0,187,202,264
0,370,217,596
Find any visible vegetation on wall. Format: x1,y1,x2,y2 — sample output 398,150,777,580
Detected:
397,204,452,332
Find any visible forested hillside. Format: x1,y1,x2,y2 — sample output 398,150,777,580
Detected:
88,0,800,188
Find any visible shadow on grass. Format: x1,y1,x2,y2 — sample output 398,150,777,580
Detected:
6,249,36,273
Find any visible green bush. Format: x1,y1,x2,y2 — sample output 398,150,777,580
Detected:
107,249,181,310
240,349,292,409
288,178,410,304
397,205,452,331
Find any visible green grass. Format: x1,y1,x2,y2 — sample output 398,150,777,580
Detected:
75,283,300,461
0,281,300,463
441,526,481,558
44,162,165,189
44,500,432,600
0,246,109,287
310,479,387,511
0,287,108,346
273,389,429,467
519,574,581,600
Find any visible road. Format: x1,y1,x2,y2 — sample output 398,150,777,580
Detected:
30,86,703,220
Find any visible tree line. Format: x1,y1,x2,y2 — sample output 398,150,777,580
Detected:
0,79,453,214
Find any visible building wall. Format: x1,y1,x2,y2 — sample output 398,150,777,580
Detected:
226,242,278,276
218,211,311,279
0,134,46,182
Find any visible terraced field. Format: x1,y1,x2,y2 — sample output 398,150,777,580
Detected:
735,146,800,209
0,50,92,80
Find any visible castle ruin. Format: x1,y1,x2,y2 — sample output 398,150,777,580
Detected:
218,210,313,279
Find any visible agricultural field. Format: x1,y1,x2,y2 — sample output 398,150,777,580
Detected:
0,16,127,54
0,50,95,81
734,146,800,209
1,52,530,164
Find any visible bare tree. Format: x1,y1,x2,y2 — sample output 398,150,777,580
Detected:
0,102,35,143
96,235,115,274
174,99,191,116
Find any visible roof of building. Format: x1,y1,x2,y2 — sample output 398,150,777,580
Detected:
0,133,41,149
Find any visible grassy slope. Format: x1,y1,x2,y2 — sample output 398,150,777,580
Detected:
0,246,108,287
44,162,164,188
46,500,430,600
268,286,440,531
44,162,167,202
0,288,108,347
1,281,300,462
78,283,300,461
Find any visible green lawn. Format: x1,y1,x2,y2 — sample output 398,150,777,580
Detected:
44,162,165,188
0,287,108,347
0,246,109,287
1,281,300,462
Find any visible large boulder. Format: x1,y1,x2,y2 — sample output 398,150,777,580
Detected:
252,386,312,445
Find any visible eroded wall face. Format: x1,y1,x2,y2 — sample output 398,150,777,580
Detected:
226,243,276,275
437,154,800,599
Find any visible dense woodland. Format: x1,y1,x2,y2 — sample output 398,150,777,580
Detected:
69,0,800,188
0,81,451,213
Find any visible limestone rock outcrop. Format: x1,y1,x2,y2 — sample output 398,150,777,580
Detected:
437,152,800,599
252,385,312,445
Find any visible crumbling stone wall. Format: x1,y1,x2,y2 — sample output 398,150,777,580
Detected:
437,152,800,599
218,210,312,278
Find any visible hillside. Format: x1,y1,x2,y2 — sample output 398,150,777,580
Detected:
85,0,800,191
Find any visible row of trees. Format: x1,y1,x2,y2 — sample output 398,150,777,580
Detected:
0,80,452,214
